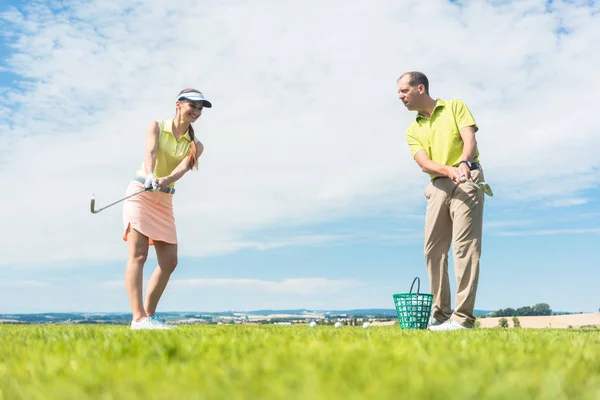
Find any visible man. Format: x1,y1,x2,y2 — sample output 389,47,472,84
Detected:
397,71,486,331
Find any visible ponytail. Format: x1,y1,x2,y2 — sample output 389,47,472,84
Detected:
176,87,204,171
187,124,199,170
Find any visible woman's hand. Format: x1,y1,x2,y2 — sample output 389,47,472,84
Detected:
144,173,159,191
156,177,171,189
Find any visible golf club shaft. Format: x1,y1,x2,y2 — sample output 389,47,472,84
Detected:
90,187,149,214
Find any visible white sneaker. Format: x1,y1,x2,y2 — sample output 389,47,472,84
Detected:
428,319,470,331
130,316,174,330
428,317,446,328
152,316,176,329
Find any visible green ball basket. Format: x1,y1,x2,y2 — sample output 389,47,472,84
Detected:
392,277,433,330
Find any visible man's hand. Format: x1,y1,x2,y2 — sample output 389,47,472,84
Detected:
446,164,470,184
457,162,471,182
414,151,470,183
445,167,465,183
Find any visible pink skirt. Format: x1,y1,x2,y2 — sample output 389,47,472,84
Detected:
122,180,177,245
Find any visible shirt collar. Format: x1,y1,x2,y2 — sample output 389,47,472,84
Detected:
163,119,192,141
416,98,446,121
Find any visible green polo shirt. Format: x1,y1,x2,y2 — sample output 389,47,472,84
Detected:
405,98,479,179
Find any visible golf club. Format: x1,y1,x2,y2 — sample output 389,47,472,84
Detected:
463,178,494,197
90,187,149,214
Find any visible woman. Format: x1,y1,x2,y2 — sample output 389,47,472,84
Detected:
122,88,211,330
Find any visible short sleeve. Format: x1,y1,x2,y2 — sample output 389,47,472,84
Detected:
406,127,425,158
452,99,478,133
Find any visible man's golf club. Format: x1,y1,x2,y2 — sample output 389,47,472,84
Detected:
90,187,149,214
462,178,494,197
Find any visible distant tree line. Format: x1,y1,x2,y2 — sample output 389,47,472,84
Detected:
491,303,552,317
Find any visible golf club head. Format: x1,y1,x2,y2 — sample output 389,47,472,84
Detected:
89,187,148,215
461,178,493,197
90,194,98,213
477,182,494,197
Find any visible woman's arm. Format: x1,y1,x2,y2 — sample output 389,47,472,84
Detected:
158,141,204,187
144,121,160,175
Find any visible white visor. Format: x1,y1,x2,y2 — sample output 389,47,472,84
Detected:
177,91,212,108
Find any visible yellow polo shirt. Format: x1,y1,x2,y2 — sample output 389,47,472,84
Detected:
136,119,198,188
405,98,479,179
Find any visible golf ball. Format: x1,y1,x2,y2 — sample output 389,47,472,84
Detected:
334,322,342,328
363,322,370,329
310,321,317,328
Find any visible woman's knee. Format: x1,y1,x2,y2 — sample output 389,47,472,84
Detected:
163,257,178,274
155,242,178,273
126,228,150,266
128,249,148,266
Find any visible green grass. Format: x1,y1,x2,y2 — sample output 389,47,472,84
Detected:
1,325,599,399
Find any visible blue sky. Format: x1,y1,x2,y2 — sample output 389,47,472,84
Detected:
0,0,599,314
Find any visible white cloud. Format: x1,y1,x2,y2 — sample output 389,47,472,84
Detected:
172,278,364,295
231,230,424,250
229,234,352,251
484,219,536,229
0,279,49,287
498,228,600,237
567,211,600,221
101,277,364,295
0,0,599,267
545,198,591,207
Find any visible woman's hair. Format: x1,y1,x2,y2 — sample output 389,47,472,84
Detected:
177,88,200,171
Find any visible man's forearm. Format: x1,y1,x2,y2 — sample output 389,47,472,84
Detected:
461,138,477,162
419,158,450,177
459,126,478,162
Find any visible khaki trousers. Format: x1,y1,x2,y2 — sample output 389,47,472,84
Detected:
423,168,485,328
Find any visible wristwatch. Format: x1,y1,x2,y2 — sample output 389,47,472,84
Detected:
460,160,472,168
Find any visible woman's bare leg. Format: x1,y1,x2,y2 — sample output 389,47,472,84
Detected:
144,241,178,317
125,227,150,322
